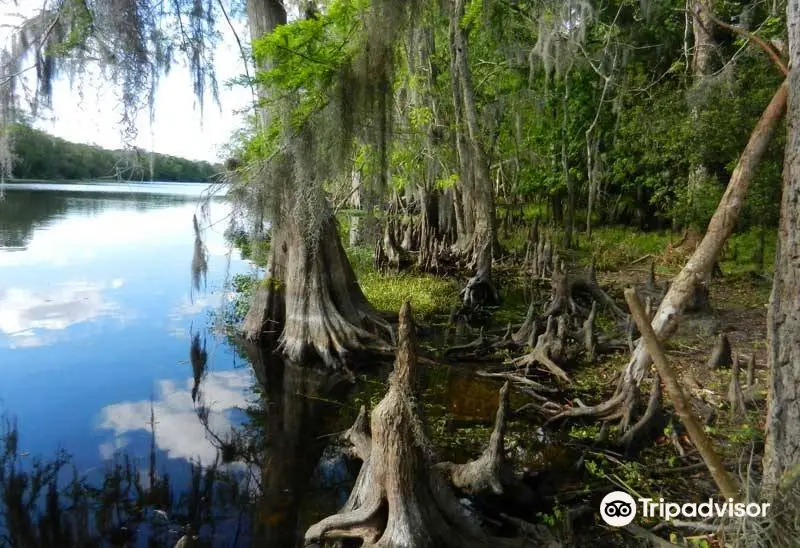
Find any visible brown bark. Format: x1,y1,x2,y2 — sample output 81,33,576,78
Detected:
304,302,547,547
763,4,800,496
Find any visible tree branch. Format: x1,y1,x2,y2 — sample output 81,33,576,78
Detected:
624,288,740,501
689,7,787,75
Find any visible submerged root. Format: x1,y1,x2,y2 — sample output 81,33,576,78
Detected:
305,302,553,547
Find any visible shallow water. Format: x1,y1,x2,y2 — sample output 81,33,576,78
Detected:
0,181,519,547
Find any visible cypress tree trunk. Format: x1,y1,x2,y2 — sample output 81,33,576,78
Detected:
449,0,498,306
762,0,800,497
241,0,392,369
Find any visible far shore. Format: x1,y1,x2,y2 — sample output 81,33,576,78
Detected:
2,178,221,184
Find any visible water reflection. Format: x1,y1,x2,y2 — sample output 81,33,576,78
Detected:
0,280,125,349
0,182,366,547
190,327,208,404
0,184,205,251
191,214,209,297
242,346,352,548
99,370,252,467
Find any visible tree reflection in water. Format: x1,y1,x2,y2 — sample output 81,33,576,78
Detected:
0,336,358,547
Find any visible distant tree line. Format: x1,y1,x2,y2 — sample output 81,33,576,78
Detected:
9,124,220,182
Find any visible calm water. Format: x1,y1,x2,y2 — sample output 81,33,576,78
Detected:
0,182,272,546
0,182,251,468
0,181,514,547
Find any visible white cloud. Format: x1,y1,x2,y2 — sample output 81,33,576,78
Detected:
0,280,124,348
98,370,254,466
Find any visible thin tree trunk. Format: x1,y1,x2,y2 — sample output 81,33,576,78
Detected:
691,0,716,77
625,289,740,501
621,81,787,389
562,71,575,249
686,0,716,229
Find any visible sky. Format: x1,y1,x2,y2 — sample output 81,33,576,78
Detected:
0,2,254,162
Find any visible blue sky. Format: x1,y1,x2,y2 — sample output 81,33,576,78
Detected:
0,2,254,162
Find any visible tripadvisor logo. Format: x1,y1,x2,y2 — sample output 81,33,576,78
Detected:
599,491,637,526
598,490,771,527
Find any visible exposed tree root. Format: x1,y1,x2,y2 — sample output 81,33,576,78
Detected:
343,405,372,461
305,302,553,547
461,240,501,309
436,382,534,504
619,373,663,456
476,370,558,394
708,333,733,369
242,215,394,371
513,301,539,345
743,354,760,404
444,327,489,357
510,316,573,384
728,354,746,418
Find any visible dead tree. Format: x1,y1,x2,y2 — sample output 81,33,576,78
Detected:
512,302,539,345
559,80,788,433
436,382,533,504
304,302,551,547
510,316,573,384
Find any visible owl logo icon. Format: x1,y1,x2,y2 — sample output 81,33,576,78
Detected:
599,491,637,526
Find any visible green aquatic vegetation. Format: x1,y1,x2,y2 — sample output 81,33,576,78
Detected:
357,271,459,319
568,424,601,441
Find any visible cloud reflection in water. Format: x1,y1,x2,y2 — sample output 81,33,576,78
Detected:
0,279,125,348
98,369,253,466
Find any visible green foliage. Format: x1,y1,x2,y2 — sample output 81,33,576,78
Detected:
9,124,217,182
568,424,601,441
355,262,460,319
583,227,672,271
229,273,258,323
253,0,367,132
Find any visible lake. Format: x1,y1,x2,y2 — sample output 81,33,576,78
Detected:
0,181,512,547
0,182,276,546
